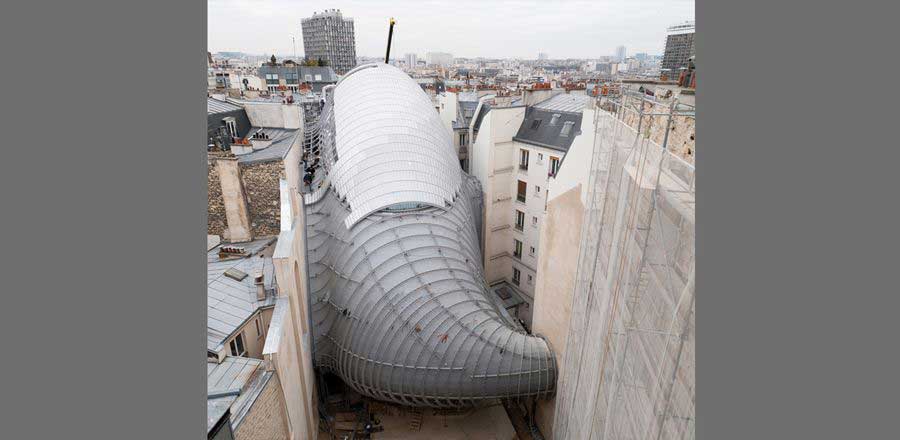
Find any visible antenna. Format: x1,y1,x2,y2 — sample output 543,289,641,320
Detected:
385,17,396,64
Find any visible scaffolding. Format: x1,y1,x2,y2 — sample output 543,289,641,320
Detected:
553,88,695,440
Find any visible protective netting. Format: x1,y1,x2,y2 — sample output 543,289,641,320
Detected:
554,91,695,440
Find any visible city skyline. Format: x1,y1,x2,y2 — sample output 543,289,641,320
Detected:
208,0,694,59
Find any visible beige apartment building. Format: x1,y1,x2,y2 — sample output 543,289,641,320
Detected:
468,90,596,328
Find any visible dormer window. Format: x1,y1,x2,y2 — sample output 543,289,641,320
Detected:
560,121,575,137
223,117,238,138
530,119,542,130
550,113,561,126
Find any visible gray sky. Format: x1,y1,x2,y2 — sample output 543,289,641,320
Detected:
208,0,693,59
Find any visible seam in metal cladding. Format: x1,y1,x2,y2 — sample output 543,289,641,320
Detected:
307,64,556,407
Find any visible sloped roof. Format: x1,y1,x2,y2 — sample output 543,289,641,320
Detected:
208,97,243,115
207,238,277,352
512,106,583,153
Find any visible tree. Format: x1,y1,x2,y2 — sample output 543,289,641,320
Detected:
269,54,277,66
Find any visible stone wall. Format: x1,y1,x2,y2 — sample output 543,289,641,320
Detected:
234,373,290,440
240,160,284,238
208,155,227,237
621,100,695,163
600,98,695,164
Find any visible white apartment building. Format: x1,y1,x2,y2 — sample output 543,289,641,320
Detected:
437,91,483,170
469,91,594,328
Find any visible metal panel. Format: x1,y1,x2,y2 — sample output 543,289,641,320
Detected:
328,64,462,228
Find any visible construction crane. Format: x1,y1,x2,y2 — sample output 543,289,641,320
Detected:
384,17,395,64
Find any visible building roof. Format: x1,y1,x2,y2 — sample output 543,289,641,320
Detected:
472,102,491,132
207,238,277,352
454,100,480,129
207,357,268,433
236,127,300,164
512,106,583,153
327,63,462,228
532,93,592,113
208,97,243,115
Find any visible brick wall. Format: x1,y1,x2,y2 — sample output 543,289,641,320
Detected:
234,373,290,440
240,160,284,238
208,155,227,236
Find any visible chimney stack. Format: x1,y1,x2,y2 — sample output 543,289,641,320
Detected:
255,272,266,300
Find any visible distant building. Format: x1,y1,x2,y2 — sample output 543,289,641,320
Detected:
538,52,549,60
301,9,357,75
404,53,417,69
257,61,338,93
425,51,453,67
615,45,626,62
437,91,486,170
661,20,695,79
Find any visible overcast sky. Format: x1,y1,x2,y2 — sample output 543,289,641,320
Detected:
208,0,693,59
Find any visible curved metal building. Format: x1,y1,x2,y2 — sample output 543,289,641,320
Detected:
304,64,556,407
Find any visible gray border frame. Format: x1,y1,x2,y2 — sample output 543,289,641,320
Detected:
1,0,898,438
700,0,900,438
1,0,206,437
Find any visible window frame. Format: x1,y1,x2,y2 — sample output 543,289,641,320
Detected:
229,332,246,357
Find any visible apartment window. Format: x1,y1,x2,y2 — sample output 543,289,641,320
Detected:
255,317,263,339
560,121,575,137
459,132,467,146
550,156,561,177
515,210,525,231
535,185,541,196
229,332,246,356
537,153,543,163
265,73,278,85
519,149,529,170
512,267,521,286
305,74,312,81
527,274,533,285
517,180,527,203
514,239,523,259
530,246,535,256
530,119,542,130
285,72,298,84
532,216,538,227
315,74,322,81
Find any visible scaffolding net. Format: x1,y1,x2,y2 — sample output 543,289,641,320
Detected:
554,90,695,440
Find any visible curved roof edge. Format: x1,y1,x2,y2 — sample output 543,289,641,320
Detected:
327,63,462,228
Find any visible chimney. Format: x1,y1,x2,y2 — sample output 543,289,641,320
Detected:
255,272,266,300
